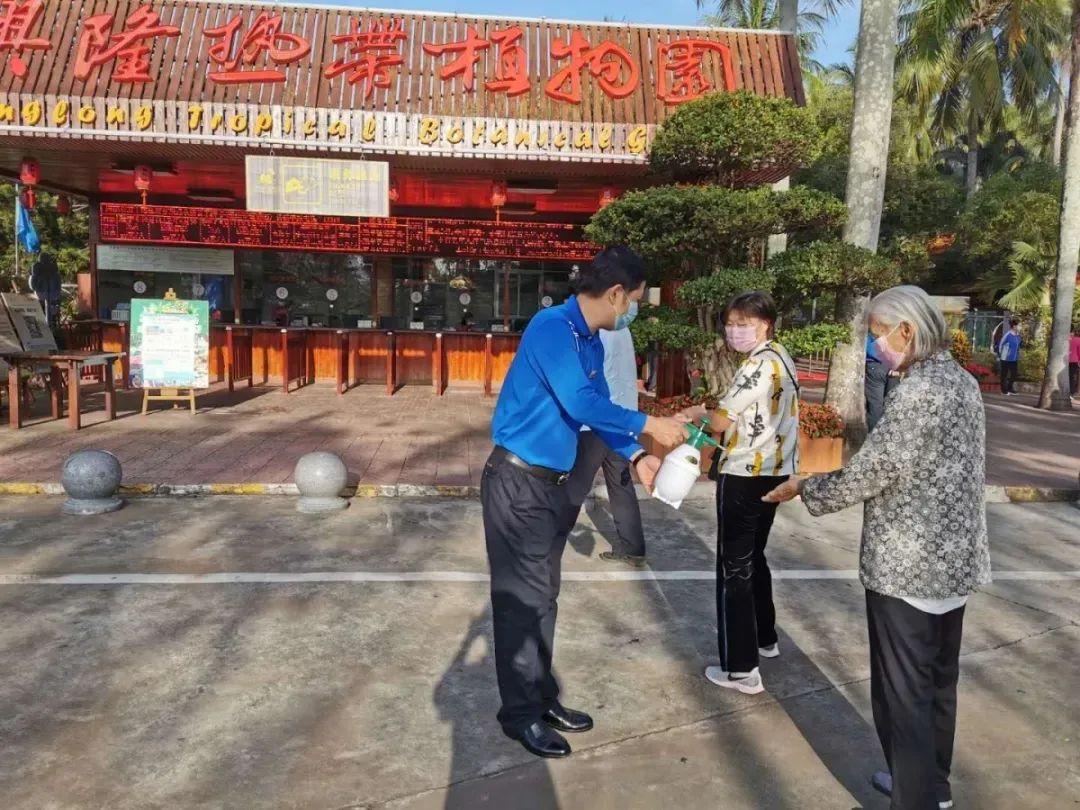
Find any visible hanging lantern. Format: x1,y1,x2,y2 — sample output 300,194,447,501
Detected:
598,185,617,209
19,156,40,187
490,180,507,209
56,194,72,217
134,164,153,206
19,156,40,209
388,177,399,203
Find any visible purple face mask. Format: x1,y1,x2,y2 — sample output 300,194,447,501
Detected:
725,324,760,353
873,324,909,371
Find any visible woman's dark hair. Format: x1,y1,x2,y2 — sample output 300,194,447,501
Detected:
1009,318,1020,328
574,246,647,296
723,291,778,331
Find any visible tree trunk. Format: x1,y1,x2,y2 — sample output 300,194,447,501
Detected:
698,337,743,397
965,118,980,199
840,0,900,252
767,177,791,257
779,0,799,34
829,0,900,448
1053,51,1071,167
1038,0,1080,412
825,296,872,447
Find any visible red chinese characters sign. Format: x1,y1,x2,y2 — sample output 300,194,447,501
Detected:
0,2,747,107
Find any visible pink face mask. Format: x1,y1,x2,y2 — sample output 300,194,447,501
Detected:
873,325,909,371
725,324,761,353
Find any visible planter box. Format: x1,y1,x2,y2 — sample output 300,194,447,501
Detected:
798,433,842,474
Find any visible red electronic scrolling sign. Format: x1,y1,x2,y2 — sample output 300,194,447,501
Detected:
99,203,597,261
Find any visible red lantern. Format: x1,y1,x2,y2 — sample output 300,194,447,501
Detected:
490,180,507,209
19,157,40,187
598,185,617,209
134,164,153,205
19,157,40,209
56,194,72,217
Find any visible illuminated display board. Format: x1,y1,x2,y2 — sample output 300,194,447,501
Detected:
99,204,596,261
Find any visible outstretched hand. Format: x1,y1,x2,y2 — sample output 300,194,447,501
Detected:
635,454,662,494
643,416,689,448
761,477,806,504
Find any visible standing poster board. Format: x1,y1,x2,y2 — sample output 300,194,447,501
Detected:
130,298,210,390
0,300,25,377
1,293,57,353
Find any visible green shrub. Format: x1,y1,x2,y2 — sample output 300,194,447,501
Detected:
949,329,972,367
649,91,819,185
777,323,851,358
1018,342,1048,382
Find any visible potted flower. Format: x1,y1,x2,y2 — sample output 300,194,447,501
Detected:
964,362,996,392
638,394,718,466
798,402,844,474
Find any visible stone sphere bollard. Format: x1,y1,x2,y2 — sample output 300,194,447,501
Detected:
294,451,349,513
61,450,124,515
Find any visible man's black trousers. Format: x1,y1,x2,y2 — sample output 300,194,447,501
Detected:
866,590,965,810
715,473,786,674
481,450,571,736
560,431,645,557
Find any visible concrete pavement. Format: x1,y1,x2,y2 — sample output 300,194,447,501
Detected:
0,495,1076,808
0,383,1076,491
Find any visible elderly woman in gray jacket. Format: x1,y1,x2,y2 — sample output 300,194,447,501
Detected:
765,286,992,810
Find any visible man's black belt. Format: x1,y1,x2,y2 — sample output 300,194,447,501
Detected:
491,446,570,485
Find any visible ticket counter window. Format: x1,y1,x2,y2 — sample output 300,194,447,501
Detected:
98,270,234,322
390,258,573,332
238,251,373,327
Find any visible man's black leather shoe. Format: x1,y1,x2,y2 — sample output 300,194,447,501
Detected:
515,721,572,758
542,702,594,733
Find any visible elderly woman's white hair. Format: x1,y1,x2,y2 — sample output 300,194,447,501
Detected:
868,285,949,362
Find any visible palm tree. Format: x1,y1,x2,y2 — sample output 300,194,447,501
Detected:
897,0,1066,198
1040,0,1079,410
697,0,850,73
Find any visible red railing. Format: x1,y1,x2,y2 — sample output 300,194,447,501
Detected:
280,329,310,394
225,326,254,392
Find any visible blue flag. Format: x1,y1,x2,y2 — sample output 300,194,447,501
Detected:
16,195,40,254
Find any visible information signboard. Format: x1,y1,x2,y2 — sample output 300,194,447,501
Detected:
246,156,389,218
97,245,235,275
99,204,596,262
1,294,57,353
130,298,210,390
0,299,25,376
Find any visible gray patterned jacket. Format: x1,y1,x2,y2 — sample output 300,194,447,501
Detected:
803,350,992,599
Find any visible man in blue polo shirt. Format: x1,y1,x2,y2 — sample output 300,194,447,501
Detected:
482,246,688,759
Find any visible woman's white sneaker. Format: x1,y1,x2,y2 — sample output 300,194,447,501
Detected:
759,643,780,658
705,666,765,695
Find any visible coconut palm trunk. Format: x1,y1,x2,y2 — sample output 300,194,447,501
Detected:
965,117,980,197
1039,0,1080,411
1053,50,1071,166
826,0,902,446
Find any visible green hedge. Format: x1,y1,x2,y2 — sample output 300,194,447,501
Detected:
776,323,852,358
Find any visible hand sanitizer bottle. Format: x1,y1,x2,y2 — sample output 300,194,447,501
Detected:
652,418,721,509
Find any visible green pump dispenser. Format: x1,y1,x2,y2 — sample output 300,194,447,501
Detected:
685,418,721,450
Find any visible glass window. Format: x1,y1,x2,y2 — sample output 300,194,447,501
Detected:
238,251,372,327
97,270,234,322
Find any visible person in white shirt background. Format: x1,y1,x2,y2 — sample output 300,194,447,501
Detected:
556,284,648,567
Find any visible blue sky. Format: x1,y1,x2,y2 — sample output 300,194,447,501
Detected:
294,0,860,67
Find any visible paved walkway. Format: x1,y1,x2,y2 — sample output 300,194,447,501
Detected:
0,382,1077,489
0,496,1077,808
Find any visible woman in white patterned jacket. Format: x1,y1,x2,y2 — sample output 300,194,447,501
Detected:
764,285,992,810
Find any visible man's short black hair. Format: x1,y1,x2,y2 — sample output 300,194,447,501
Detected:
723,291,778,328
574,246,647,296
